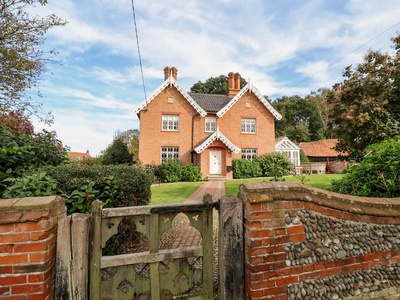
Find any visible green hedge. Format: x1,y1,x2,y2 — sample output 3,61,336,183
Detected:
41,164,154,213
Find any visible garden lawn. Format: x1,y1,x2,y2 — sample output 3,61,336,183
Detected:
150,182,203,205
225,174,344,197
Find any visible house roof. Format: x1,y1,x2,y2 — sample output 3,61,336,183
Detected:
194,128,240,154
275,136,300,150
133,75,282,120
216,83,282,120
132,76,207,117
68,151,92,159
188,93,232,113
298,139,345,157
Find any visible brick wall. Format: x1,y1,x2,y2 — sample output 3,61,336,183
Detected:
239,182,400,300
0,196,66,300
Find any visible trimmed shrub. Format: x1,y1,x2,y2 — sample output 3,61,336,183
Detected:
41,164,153,213
182,163,202,182
256,152,293,181
330,137,400,197
157,159,184,183
232,159,262,179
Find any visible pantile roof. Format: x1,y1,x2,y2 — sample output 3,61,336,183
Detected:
298,139,346,157
68,151,92,160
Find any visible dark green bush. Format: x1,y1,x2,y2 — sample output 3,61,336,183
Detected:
0,126,66,194
256,153,293,181
232,159,262,179
2,172,58,199
330,137,400,197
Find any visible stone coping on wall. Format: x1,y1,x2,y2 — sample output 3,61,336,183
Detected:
0,195,66,224
239,182,400,218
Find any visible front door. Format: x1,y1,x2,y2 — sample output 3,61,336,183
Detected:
210,150,222,175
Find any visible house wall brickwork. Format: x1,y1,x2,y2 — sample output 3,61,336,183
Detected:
138,87,198,165
0,196,66,300
138,73,277,179
239,182,400,300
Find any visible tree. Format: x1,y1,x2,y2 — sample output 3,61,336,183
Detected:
102,137,133,165
305,88,334,138
272,95,325,142
0,110,34,134
115,129,139,164
327,34,400,159
0,0,67,122
190,75,247,94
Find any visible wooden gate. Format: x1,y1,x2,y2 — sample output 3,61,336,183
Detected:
89,198,216,299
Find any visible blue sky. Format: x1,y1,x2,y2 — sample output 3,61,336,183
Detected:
30,0,400,156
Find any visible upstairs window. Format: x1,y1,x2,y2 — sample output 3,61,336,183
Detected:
241,118,256,134
242,148,258,161
162,115,179,131
205,117,216,132
161,147,179,162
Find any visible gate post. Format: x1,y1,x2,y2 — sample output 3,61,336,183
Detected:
90,200,102,300
218,195,244,299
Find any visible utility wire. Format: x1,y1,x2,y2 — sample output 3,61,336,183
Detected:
131,0,147,101
285,20,400,93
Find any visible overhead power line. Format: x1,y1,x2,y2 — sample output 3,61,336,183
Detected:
286,20,400,93
130,0,147,100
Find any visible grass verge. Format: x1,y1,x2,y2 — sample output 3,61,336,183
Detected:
225,174,344,196
150,182,203,205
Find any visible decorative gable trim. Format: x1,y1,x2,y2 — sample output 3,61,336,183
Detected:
194,128,240,154
216,83,282,120
275,136,300,151
132,76,207,117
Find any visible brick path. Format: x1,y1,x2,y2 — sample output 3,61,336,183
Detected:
172,181,225,248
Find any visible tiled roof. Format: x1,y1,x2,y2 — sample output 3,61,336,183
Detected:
188,93,232,113
68,151,92,159
298,139,345,157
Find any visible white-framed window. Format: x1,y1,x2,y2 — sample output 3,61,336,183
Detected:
205,117,216,132
242,148,258,161
162,115,179,131
277,150,300,166
161,147,179,162
241,118,256,134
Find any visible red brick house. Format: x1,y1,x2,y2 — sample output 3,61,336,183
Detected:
133,67,282,179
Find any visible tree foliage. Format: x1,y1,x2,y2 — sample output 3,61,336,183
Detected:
0,0,67,122
330,137,400,197
102,137,133,165
190,75,247,94
327,35,400,159
115,129,139,164
272,95,325,142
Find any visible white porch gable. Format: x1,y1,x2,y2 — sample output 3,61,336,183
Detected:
194,129,240,154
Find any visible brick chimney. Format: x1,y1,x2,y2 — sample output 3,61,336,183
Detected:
163,66,178,80
164,67,171,80
228,72,241,96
